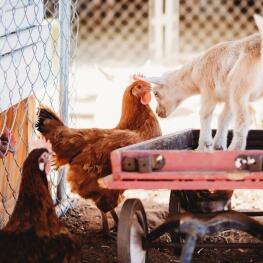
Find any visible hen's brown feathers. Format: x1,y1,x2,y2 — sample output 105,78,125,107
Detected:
0,148,79,263
36,80,161,214
67,130,142,211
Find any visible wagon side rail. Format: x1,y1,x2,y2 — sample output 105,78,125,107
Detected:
106,149,263,190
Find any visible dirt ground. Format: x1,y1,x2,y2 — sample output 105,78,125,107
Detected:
60,190,263,263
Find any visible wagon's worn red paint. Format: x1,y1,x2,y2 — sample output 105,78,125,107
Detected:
108,130,263,263
101,176,263,190
103,129,263,190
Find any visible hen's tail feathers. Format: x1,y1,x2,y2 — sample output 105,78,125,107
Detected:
36,106,64,133
254,14,263,53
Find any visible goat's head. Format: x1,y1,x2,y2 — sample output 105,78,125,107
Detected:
134,71,191,118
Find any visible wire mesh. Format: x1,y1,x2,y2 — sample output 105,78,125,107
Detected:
179,0,262,55
76,0,262,66
77,0,149,66
0,0,79,227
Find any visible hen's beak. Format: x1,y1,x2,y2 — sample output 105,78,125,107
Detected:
38,152,51,173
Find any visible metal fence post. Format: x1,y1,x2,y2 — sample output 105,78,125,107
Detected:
57,0,71,215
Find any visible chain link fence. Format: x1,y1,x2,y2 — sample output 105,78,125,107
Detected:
179,0,262,56
76,0,262,66
0,0,79,227
77,0,149,65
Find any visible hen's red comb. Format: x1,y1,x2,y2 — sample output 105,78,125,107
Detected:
132,73,146,81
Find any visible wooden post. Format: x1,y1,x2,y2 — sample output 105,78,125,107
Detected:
0,96,36,227
164,0,179,64
149,0,164,61
149,0,180,64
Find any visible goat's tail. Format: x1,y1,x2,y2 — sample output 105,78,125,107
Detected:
254,14,263,54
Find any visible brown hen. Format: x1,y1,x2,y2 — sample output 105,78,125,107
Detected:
0,148,80,262
36,80,161,234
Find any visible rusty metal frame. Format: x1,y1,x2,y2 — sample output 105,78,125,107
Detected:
102,130,263,190
104,129,263,263
144,210,263,263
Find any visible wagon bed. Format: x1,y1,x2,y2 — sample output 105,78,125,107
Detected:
101,129,263,263
102,129,263,190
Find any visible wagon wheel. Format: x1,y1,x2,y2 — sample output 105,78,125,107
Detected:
117,198,148,263
169,190,186,255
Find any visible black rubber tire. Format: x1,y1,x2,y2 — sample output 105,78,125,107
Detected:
117,198,148,263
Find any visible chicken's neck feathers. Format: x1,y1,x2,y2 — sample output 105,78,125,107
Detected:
116,90,159,137
3,167,62,236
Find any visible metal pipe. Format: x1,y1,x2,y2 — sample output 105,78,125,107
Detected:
57,0,71,216
59,0,70,128
180,234,197,263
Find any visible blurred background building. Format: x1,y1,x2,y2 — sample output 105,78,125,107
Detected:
72,0,263,131
76,0,261,66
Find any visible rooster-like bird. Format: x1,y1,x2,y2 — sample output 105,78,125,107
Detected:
0,128,15,158
36,80,162,234
0,148,80,263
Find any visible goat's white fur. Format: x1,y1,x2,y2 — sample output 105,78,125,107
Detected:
142,14,263,150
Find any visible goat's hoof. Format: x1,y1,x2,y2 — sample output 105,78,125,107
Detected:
196,142,213,151
228,146,243,151
228,143,245,151
213,145,225,151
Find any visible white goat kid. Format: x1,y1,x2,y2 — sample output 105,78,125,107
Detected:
139,14,263,151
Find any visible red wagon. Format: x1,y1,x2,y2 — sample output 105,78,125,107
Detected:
101,129,263,263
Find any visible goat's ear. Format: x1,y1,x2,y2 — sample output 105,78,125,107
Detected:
145,76,165,86
254,14,263,36
133,74,165,86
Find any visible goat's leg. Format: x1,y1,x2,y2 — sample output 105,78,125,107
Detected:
197,96,216,151
213,103,232,150
228,96,251,150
